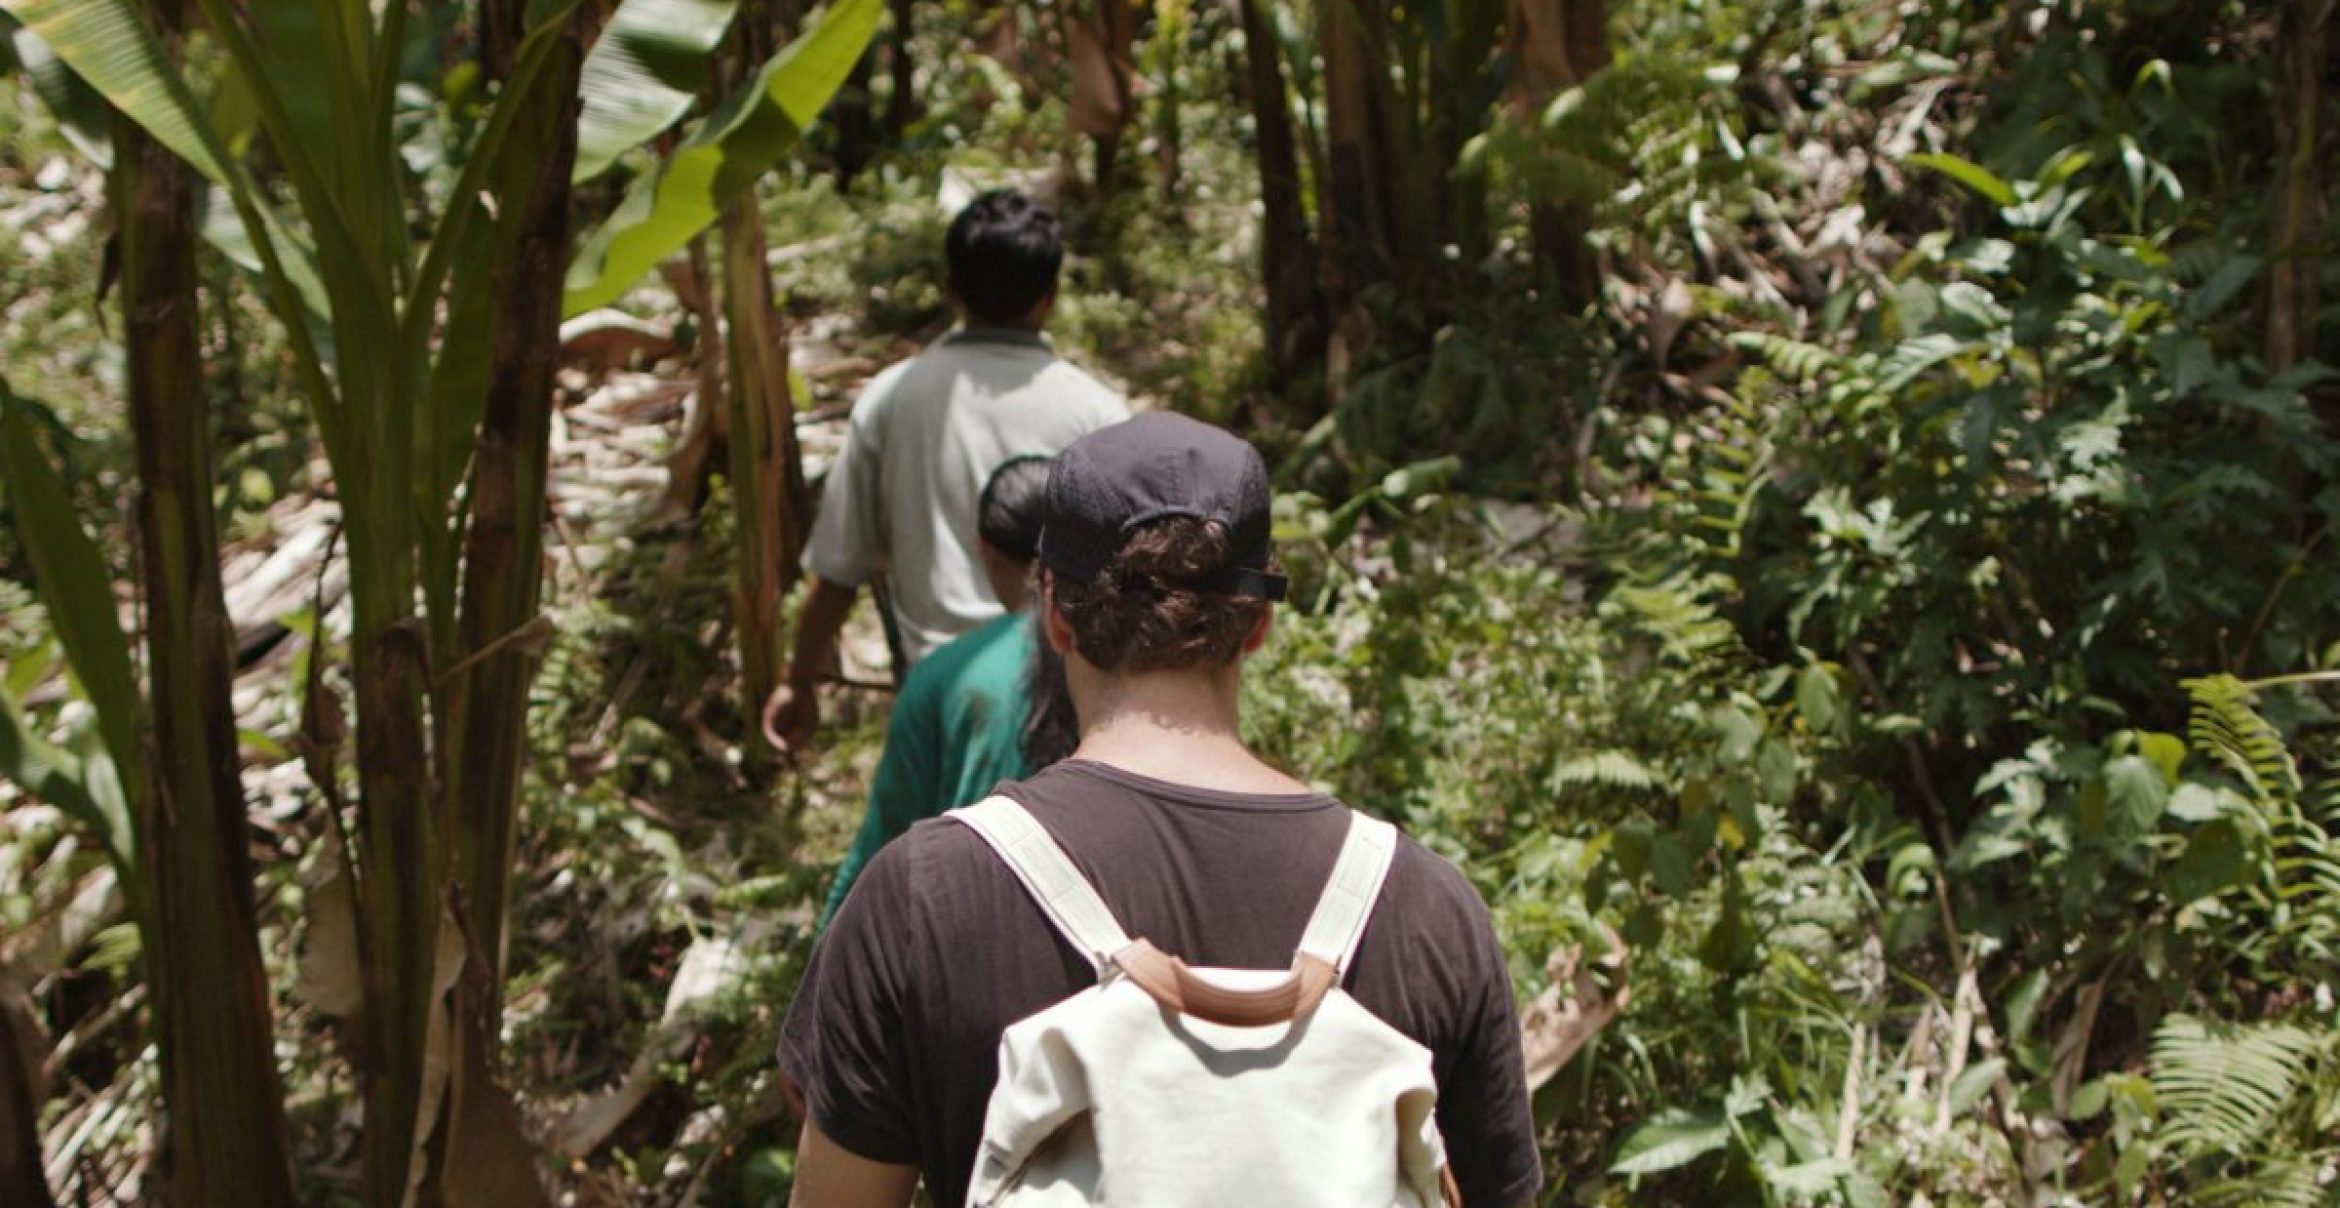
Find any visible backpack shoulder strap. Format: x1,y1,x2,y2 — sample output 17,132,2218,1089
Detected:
951,795,1131,976
1294,811,1400,974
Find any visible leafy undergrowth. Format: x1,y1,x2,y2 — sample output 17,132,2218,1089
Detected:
6,0,2340,1204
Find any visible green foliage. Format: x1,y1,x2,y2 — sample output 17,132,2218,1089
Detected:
563,0,882,314
0,377,138,872
570,0,742,184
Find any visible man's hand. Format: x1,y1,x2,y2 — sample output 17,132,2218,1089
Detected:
770,577,861,760
763,681,820,759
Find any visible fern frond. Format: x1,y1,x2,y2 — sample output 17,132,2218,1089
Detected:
2191,1155,2327,1208
1552,750,1670,792
2183,675,2303,804
2149,1013,2322,1154
1728,331,1839,383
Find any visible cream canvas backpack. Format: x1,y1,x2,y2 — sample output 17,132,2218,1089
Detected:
949,796,1464,1208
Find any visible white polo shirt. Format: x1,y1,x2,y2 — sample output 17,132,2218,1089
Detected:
804,327,1128,665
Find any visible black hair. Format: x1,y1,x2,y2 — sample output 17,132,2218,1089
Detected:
946,190,1063,327
977,455,1053,564
1020,636,1079,771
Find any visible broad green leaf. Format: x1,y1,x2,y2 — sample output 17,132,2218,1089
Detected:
5,0,336,384
2136,731,2187,785
0,0,236,183
563,0,881,315
2102,755,2168,835
1610,1105,1731,1176
237,0,348,195
1795,662,1839,732
5,15,112,165
2167,819,2251,904
1762,1157,1852,1196
572,0,742,183
0,379,142,795
0,688,132,868
196,181,333,324
1946,1056,2007,1118
1907,152,2017,208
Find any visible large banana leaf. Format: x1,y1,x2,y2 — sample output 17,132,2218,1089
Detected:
0,380,142,805
0,0,237,183
562,0,879,315
571,0,742,183
2,0,340,419
2,15,110,165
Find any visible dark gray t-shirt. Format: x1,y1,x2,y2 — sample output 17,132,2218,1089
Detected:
780,759,1544,1207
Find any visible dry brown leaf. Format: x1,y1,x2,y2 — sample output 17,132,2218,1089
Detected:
438,905,552,1208
0,868,119,984
401,906,467,1206
292,828,363,1018
549,933,751,1159
558,310,678,374
1520,926,1629,1091
2049,976,2106,1117
1647,277,1696,369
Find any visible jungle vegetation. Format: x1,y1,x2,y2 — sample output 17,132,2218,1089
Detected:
0,0,2336,1203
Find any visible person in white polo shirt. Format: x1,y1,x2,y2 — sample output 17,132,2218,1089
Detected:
766,190,1128,756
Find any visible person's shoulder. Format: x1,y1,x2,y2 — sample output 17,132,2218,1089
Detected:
844,359,917,427
903,614,1027,692
877,809,1013,907
1030,356,1129,417
1378,827,1499,928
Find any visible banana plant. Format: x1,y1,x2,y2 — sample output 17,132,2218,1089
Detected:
0,0,876,1198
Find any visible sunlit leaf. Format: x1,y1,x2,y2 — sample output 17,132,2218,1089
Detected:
571,0,742,182
563,0,881,315
1610,1105,1731,1176
1908,151,2017,208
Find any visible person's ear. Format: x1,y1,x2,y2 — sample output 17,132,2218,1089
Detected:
1039,574,1076,654
1240,605,1274,654
1027,284,1058,328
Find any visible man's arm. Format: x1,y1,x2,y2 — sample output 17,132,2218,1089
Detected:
765,576,860,756
788,1119,916,1208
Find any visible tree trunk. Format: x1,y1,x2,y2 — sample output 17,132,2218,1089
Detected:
720,204,810,733
1510,0,1609,308
719,1,813,735
1236,0,1324,386
1068,0,1138,190
351,593,436,1208
1318,0,1399,309
114,3,300,1202
438,0,588,1035
832,45,878,184
415,11,592,1201
0,986,53,1208
885,0,917,135
2265,0,2331,372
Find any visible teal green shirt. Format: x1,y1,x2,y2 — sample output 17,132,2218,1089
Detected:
820,613,1034,926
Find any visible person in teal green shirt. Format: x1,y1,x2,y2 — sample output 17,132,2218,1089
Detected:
820,456,1057,926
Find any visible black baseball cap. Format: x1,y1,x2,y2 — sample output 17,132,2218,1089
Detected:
1039,412,1288,601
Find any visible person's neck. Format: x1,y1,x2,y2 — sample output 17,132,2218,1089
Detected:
1069,667,1309,795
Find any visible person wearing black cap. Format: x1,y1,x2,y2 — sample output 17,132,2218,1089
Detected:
781,414,1541,1208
